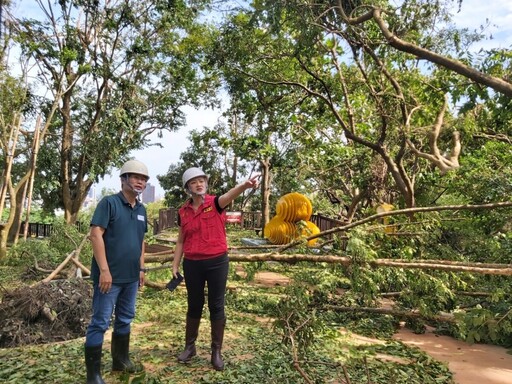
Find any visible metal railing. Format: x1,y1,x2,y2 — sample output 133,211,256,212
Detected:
19,222,87,238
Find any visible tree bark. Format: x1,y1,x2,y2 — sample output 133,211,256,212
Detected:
364,8,512,96
324,305,456,323
260,157,271,236
143,253,512,275
40,234,89,283
7,181,27,243
22,116,42,240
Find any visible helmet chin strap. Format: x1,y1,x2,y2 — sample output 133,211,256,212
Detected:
123,175,146,197
187,181,208,202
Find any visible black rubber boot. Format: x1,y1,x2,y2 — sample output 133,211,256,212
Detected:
85,344,105,384
210,318,226,371
178,317,201,363
111,332,136,372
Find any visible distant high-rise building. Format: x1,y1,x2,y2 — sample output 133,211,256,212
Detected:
82,186,97,209
142,182,156,203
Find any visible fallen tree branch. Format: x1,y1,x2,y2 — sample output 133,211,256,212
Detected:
40,234,89,283
33,255,57,274
145,249,174,256
40,251,76,283
281,201,512,251
142,253,512,275
70,257,91,275
143,279,167,290
381,291,491,298
324,305,456,323
144,255,173,263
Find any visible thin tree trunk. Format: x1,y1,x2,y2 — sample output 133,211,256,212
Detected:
7,181,27,243
260,157,271,236
23,115,42,240
0,113,21,219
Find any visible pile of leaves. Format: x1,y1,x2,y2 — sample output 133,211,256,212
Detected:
0,278,92,348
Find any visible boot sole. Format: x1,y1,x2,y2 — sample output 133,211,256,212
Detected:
178,353,197,363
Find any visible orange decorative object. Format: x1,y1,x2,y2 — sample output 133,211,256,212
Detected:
275,192,313,222
264,193,319,246
263,216,297,245
299,220,320,246
376,203,396,234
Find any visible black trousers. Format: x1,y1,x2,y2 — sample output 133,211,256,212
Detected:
183,253,229,321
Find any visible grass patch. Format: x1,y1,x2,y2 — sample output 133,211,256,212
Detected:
0,228,455,383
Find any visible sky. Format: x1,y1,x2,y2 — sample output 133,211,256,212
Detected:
8,0,512,199
97,105,223,199
450,0,512,49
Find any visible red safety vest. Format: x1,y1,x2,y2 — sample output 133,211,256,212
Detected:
179,195,227,260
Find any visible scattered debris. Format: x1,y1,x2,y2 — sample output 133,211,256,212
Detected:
0,278,92,348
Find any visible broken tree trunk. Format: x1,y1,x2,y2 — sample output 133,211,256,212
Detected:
142,253,512,276
40,234,89,283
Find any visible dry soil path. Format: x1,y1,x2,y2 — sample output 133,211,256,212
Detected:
393,327,512,384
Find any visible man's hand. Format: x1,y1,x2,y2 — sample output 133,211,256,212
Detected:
99,270,112,293
139,270,145,289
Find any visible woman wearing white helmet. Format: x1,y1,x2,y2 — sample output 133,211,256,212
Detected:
172,167,259,371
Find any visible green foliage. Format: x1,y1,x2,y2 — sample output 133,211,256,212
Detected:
227,285,282,316
348,341,453,384
344,229,382,305
0,244,469,384
4,238,61,267
448,293,512,347
9,0,218,219
4,218,92,268
46,219,88,254
145,200,167,224
449,141,512,205
272,285,321,357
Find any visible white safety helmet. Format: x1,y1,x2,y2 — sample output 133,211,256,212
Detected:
182,167,208,188
120,160,149,180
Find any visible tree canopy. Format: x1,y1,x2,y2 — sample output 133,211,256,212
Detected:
6,0,219,223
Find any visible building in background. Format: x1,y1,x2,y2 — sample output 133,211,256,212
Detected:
142,182,156,203
82,186,97,209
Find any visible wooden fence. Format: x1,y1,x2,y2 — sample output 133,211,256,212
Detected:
310,214,347,238
153,208,263,235
21,213,344,239
154,208,343,237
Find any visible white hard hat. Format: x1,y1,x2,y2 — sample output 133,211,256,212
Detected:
120,160,149,179
182,167,207,188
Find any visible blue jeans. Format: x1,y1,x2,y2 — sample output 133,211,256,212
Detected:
85,281,138,347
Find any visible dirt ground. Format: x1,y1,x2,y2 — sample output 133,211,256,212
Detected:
2,270,512,384
394,327,512,384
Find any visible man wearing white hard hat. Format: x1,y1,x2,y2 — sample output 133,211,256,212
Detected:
84,159,149,384
172,166,260,371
